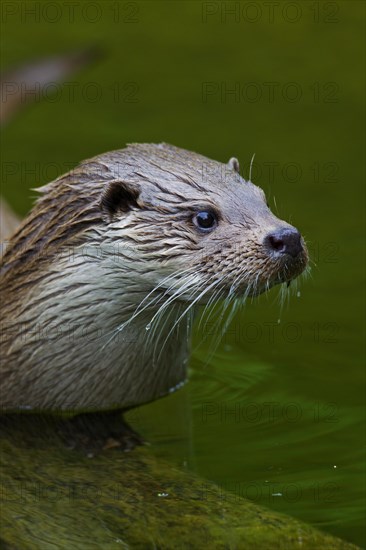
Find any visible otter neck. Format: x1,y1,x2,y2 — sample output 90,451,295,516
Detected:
1,252,194,411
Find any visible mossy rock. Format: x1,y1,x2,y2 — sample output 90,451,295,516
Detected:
0,414,359,549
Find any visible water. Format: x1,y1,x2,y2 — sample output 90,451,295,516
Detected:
2,1,365,546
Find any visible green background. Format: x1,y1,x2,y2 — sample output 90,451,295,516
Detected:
1,1,365,547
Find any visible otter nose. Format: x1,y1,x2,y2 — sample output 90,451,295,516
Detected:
265,228,303,258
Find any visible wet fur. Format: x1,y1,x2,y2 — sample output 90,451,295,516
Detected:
0,143,308,411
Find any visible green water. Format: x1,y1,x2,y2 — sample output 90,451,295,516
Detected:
1,1,365,547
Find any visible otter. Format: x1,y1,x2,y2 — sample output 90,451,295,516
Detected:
0,143,308,417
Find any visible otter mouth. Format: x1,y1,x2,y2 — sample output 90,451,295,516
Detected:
160,231,308,304
249,246,309,297
232,244,309,299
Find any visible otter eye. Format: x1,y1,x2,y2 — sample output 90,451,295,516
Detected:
193,210,218,232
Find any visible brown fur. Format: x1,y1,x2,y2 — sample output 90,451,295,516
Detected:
0,143,308,412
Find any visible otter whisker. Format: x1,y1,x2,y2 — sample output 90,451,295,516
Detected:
150,305,181,365
203,291,240,365
131,265,198,320
196,274,228,331
154,275,222,353
193,273,230,337
249,153,256,182
146,273,201,335
100,266,198,349
155,277,223,363
145,271,207,355
147,275,200,347
197,283,227,338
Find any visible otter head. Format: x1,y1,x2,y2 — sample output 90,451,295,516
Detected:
99,143,308,306
0,143,309,411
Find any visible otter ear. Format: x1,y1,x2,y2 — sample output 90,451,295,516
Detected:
101,180,140,219
228,157,240,173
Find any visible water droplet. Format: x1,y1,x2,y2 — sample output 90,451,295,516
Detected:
145,323,151,331
277,319,281,324
297,291,301,298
